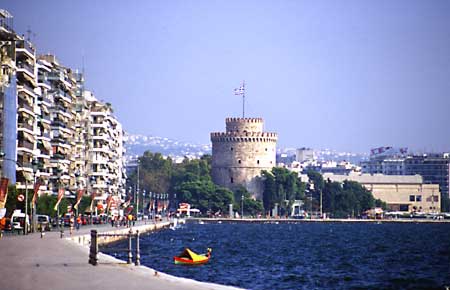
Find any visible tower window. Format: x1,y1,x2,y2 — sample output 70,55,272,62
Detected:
257,160,260,164
231,147,233,151
230,177,234,183
238,160,241,164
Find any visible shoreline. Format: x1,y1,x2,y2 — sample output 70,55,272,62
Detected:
188,217,450,224
0,221,243,290
67,220,243,290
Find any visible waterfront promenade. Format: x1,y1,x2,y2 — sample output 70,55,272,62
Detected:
0,222,242,290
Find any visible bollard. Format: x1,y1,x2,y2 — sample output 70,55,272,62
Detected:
127,229,133,264
40,226,45,239
135,230,140,266
89,230,98,265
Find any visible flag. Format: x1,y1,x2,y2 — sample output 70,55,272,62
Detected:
234,81,245,95
106,195,112,211
54,187,65,210
73,189,84,210
31,179,42,206
122,195,131,208
0,178,9,209
89,191,97,212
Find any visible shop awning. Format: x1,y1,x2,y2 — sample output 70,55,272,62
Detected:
42,140,52,150
22,131,35,143
21,171,33,181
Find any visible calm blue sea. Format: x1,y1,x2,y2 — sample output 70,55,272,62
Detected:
102,222,450,290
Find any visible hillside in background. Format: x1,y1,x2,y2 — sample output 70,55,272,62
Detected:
124,134,368,164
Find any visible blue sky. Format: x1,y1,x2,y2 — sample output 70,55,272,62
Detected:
4,0,450,153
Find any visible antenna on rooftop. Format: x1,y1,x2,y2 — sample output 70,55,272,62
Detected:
25,26,36,42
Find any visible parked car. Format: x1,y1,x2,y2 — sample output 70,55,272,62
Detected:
36,214,51,231
11,210,30,233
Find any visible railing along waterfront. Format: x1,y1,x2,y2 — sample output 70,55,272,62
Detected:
89,229,141,266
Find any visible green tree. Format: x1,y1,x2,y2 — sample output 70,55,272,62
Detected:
5,185,18,216
262,167,305,215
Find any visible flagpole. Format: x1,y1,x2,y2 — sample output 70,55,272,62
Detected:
242,81,245,118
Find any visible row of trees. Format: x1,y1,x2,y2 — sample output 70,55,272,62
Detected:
5,185,92,217
132,151,389,217
130,152,262,216
261,168,386,218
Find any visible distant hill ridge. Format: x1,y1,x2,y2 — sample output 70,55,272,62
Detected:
124,134,211,159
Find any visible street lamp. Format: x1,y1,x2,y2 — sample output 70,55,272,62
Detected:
31,159,39,233
142,189,146,215
136,158,140,216
241,194,244,219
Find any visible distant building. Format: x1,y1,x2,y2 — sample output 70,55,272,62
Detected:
324,173,440,213
361,149,450,199
211,117,277,199
296,147,314,163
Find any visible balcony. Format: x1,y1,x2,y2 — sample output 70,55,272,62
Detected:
16,61,35,77
47,71,64,82
18,139,34,151
37,77,51,88
52,120,67,129
16,40,35,56
39,114,51,123
18,100,34,113
18,83,36,97
53,153,66,160
54,89,72,103
18,121,34,131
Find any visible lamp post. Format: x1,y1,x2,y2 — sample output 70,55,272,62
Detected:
241,194,244,219
74,171,80,218
320,188,323,218
136,158,140,217
31,159,39,233
142,189,146,215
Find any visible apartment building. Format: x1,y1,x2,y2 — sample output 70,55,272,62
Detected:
86,93,126,204
0,9,18,183
37,54,76,194
0,10,126,209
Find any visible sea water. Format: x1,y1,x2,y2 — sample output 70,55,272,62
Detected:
102,222,450,289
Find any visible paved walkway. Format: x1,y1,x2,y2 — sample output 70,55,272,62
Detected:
0,222,242,290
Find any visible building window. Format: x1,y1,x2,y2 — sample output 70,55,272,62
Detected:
416,195,422,202
265,148,268,151
257,160,260,164
409,195,415,202
238,160,241,164
230,177,234,183
433,196,439,202
399,204,409,211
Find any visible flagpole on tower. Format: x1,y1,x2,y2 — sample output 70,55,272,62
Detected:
242,81,245,118
234,80,246,118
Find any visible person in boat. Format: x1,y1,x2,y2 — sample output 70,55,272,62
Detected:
206,248,212,258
